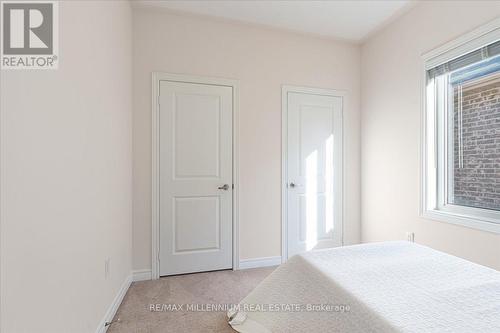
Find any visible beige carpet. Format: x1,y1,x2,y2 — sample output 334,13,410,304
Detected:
107,267,275,333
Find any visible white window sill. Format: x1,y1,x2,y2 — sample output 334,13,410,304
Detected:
422,209,500,234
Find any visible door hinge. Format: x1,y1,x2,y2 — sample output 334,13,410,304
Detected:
232,184,235,189
157,95,160,106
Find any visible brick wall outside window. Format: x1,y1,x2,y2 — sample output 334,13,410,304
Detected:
451,76,500,211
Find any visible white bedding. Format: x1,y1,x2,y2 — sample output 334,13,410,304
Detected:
228,241,500,333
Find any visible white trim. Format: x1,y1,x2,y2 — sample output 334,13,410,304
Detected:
132,269,152,282
422,210,500,234
281,85,345,263
422,17,500,69
151,73,160,280
151,72,240,279
281,88,288,263
95,275,132,333
420,18,500,234
232,79,241,271
282,85,347,98
238,256,282,270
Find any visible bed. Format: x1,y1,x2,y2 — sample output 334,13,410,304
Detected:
228,241,500,333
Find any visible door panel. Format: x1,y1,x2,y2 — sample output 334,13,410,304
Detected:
287,92,342,258
173,196,220,253
174,93,221,179
159,80,233,276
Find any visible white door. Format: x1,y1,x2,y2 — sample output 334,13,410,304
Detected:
286,91,343,258
159,80,233,276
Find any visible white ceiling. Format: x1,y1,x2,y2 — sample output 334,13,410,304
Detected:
133,0,415,42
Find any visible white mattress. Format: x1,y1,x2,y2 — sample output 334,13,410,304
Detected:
228,241,500,333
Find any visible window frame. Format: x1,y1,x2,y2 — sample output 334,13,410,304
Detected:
421,18,500,234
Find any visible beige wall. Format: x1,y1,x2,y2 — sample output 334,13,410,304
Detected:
361,1,500,270
0,1,132,332
132,8,361,270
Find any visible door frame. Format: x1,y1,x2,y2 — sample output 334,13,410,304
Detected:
281,85,345,262
151,72,240,280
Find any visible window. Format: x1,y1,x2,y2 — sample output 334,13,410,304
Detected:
449,73,499,211
422,21,500,233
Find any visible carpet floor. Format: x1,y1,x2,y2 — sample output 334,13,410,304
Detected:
107,267,275,333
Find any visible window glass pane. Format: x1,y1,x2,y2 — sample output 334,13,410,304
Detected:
447,69,500,211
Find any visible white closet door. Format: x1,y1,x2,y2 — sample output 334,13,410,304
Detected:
159,80,233,276
287,92,343,258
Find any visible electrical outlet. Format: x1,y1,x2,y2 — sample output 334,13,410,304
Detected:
104,258,110,279
406,232,415,242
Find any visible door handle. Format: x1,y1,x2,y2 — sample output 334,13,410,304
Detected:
218,184,230,191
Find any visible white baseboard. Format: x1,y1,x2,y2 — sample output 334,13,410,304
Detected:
132,269,152,282
95,275,132,333
131,259,278,280
238,256,282,270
